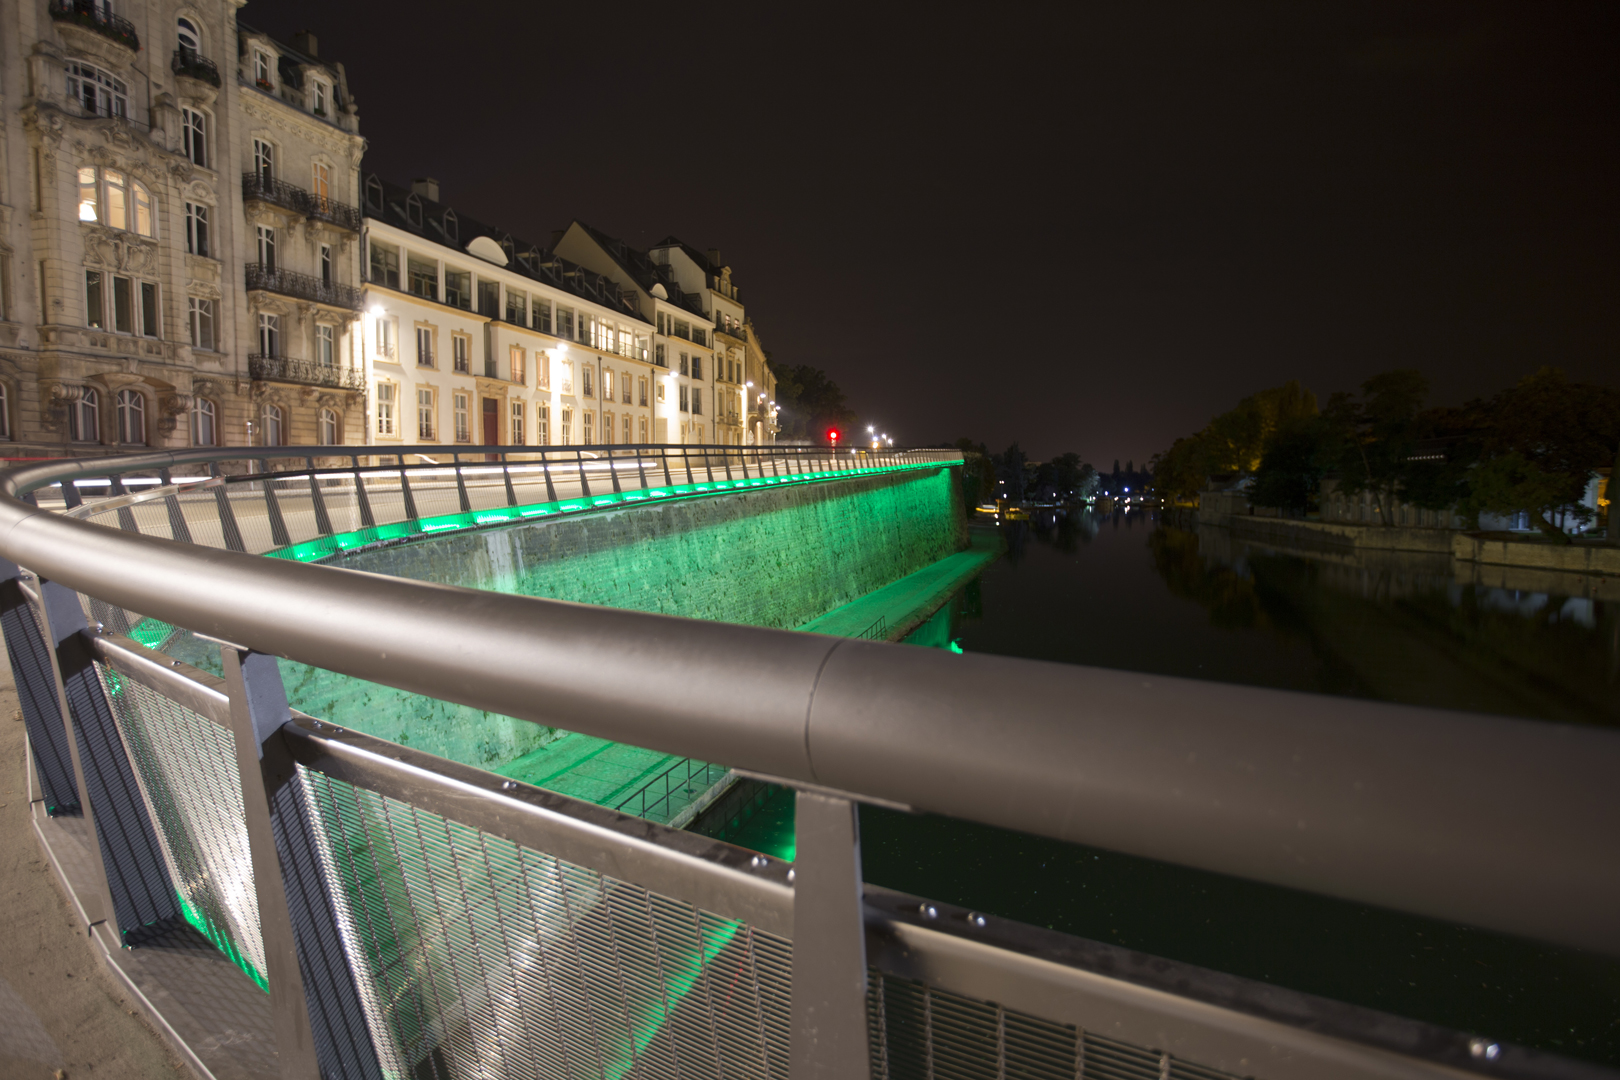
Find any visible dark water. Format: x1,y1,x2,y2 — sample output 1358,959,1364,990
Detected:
693,509,1620,1066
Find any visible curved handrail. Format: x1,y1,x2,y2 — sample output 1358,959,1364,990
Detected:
3,447,1618,958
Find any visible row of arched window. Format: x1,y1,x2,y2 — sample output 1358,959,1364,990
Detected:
62,387,345,447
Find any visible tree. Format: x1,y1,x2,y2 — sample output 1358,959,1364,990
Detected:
1323,369,1429,527
1249,420,1325,512
1463,368,1620,543
768,361,857,440
1149,380,1320,502
994,443,1028,502
953,437,995,504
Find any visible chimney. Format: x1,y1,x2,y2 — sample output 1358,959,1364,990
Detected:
707,248,722,267
292,30,318,57
411,177,439,202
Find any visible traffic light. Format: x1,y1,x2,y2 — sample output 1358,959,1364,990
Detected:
828,429,840,445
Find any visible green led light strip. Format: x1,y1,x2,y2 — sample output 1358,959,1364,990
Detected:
263,459,945,564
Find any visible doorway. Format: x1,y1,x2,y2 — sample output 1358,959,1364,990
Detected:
482,398,499,460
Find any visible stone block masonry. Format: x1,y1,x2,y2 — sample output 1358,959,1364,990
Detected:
272,466,966,769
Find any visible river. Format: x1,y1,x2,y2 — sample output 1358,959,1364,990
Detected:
693,508,1620,1067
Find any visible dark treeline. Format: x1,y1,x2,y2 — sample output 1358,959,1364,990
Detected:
946,439,1103,506
1151,368,1620,543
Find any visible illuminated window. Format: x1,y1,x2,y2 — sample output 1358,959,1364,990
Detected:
602,368,613,401
77,168,155,236
417,387,434,439
583,410,593,445
509,346,525,384
601,411,613,446
510,400,525,445
561,407,572,445
537,403,549,445
454,393,469,442
376,383,396,436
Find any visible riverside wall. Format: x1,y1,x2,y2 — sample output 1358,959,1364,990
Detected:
271,466,967,769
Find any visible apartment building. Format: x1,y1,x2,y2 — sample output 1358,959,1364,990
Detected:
553,223,727,445
360,176,662,452
0,2,364,456
744,319,779,446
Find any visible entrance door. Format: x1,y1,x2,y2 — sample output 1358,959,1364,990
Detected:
482,398,499,460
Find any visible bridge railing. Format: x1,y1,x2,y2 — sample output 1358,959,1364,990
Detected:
1,445,1616,1080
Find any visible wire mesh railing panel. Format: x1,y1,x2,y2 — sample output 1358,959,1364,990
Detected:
301,768,793,1080
267,474,326,546
316,476,369,535
228,480,282,553
360,473,411,527
462,467,515,513
96,663,267,987
175,487,229,549
866,972,1250,1080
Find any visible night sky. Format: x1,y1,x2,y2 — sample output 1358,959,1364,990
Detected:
248,2,1618,464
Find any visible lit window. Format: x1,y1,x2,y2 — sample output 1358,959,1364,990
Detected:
583,410,593,445
454,393,469,442
537,403,549,445
116,389,145,445
312,162,330,205
417,388,434,440
510,401,524,445
376,383,396,435
509,346,525,384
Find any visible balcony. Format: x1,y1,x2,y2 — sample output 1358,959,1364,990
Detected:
48,0,139,53
249,354,365,391
242,173,361,233
171,48,220,87
245,262,362,310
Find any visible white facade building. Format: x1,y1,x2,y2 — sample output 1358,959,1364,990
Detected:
360,176,662,453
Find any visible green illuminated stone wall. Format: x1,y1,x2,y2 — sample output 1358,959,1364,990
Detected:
278,466,964,769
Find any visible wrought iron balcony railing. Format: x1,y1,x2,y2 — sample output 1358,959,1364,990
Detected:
247,354,365,391
245,262,362,309
241,173,361,233
171,48,220,87
48,0,139,51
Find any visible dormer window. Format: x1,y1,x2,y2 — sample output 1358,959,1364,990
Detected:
253,50,274,90
365,176,383,211
405,193,422,227
311,80,328,117
442,210,457,243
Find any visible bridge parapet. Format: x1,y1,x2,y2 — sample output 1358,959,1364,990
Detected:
1,444,1616,1080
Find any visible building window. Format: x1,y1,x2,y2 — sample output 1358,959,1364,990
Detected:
319,244,332,285
262,404,283,446
374,315,394,359
376,383,396,436
177,17,201,53
623,414,632,443
190,398,215,446
454,393,469,442
561,407,572,446
182,107,207,168
621,371,632,404
583,410,593,445
638,416,647,443
258,313,279,357
582,365,594,398
416,325,434,367
255,225,276,270
692,388,703,416
366,176,383,211
657,381,666,403
452,334,469,374
531,297,551,334
602,369,614,402
253,138,274,182
679,385,689,413
556,306,574,340
254,50,274,90
311,162,331,206
510,401,525,445
442,210,458,243
405,194,422,228
538,403,549,445
185,202,209,257
312,80,329,117
444,268,470,309
66,63,127,118
114,389,145,445
141,281,158,337
417,387,435,440
506,289,525,326
655,342,666,367
76,167,155,236
69,387,100,442
407,256,436,300
509,346,525,385
317,324,335,367
85,270,104,328
679,353,688,376
639,377,648,407
318,408,338,445
189,297,214,350
476,279,499,318
691,355,703,380
369,243,400,288
601,411,613,446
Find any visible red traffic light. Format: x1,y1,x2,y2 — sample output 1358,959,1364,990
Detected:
828,429,839,443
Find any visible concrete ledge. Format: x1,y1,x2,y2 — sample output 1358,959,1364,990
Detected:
1223,515,1455,554
1453,534,1620,574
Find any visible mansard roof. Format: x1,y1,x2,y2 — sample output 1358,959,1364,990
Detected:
362,173,648,322
573,222,708,318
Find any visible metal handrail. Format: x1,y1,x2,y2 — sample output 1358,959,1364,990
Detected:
2,446,1618,959
246,354,366,391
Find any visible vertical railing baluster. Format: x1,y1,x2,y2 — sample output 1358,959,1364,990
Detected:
62,480,83,509
683,448,696,486
211,463,247,553
576,449,592,499
541,449,558,503
791,790,873,1080
608,448,623,494
704,449,716,485
304,458,334,537
501,452,519,507
159,468,194,544
397,457,419,520
661,447,674,488
260,460,291,548
453,453,473,513
0,561,79,815
350,455,376,529
635,448,649,492
107,474,139,533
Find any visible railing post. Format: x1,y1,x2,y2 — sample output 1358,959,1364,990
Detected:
791,791,873,1080
36,578,178,941
608,448,623,494
683,448,696,486
349,455,376,529
0,561,79,815
158,468,195,544
304,458,334,536
501,451,519,507
660,446,674,487
540,449,558,503
261,469,292,547
635,448,649,491
220,647,381,1079
210,462,247,552
452,453,473,513
576,449,592,498
397,457,419,520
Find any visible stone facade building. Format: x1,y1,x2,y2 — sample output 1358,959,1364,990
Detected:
0,1,364,458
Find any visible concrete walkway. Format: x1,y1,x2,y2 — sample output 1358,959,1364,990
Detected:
796,535,999,641
0,647,190,1078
